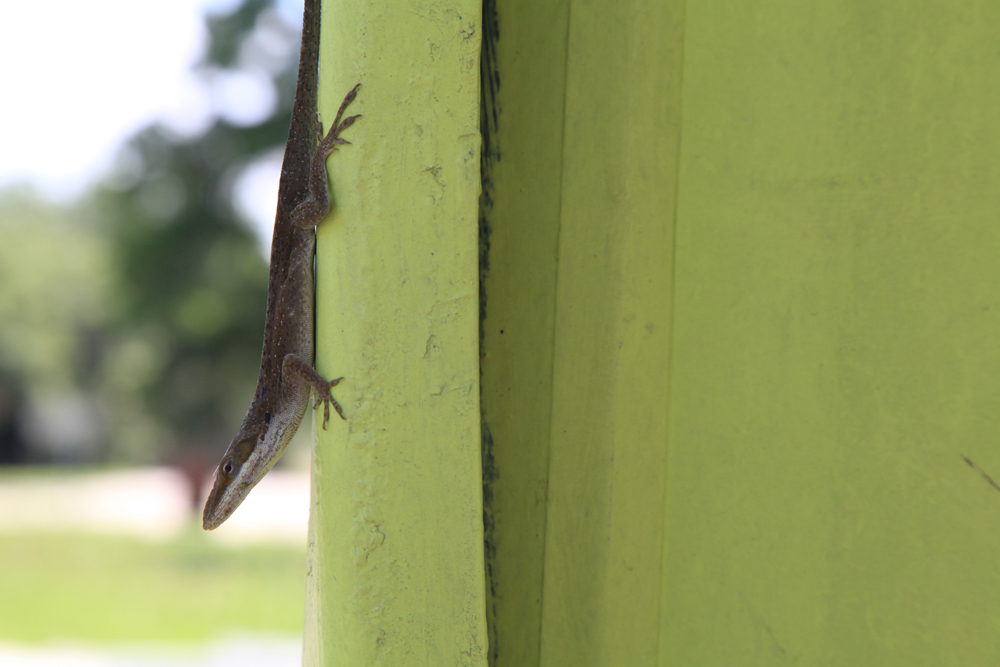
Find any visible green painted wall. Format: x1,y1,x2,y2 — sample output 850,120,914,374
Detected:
664,1,1000,664
483,0,1000,665
481,0,681,664
309,0,1000,663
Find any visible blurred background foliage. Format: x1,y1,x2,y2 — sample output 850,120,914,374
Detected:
0,0,298,470
0,2,319,654
0,529,305,642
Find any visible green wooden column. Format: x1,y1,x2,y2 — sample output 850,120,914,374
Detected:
304,0,486,664
307,0,1000,663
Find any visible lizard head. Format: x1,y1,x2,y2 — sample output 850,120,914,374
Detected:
202,416,293,530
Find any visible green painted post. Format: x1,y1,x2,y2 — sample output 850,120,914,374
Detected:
304,0,487,664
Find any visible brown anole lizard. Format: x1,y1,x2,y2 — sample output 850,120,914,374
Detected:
202,0,359,530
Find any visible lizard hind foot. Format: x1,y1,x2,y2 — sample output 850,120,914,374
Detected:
335,114,361,136
331,83,361,131
319,115,361,152
323,83,362,145
316,85,361,158
318,116,360,157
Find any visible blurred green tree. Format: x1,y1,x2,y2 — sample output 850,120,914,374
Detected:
0,0,308,469
0,192,113,463
89,0,303,464
92,0,306,463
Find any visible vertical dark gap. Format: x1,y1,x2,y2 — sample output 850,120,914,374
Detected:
479,0,501,663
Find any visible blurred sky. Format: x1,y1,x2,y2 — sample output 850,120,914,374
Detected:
0,0,303,251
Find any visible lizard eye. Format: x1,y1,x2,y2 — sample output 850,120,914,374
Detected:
222,458,237,476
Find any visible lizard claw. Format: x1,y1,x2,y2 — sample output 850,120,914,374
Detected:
318,121,358,155
336,114,361,135
313,376,345,429
323,85,362,146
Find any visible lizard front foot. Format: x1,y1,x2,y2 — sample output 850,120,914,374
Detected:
282,354,347,428
313,376,345,429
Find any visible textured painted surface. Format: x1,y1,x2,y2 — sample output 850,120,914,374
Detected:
305,0,1000,663
477,0,569,665
302,0,486,665
539,0,681,665
484,0,1000,666
480,0,681,665
663,1,1000,664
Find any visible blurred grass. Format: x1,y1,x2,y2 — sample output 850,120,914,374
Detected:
0,526,306,642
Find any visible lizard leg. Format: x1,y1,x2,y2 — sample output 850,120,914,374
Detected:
282,353,345,428
328,83,362,141
291,84,362,229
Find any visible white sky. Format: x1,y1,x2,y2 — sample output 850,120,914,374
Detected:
0,0,303,249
